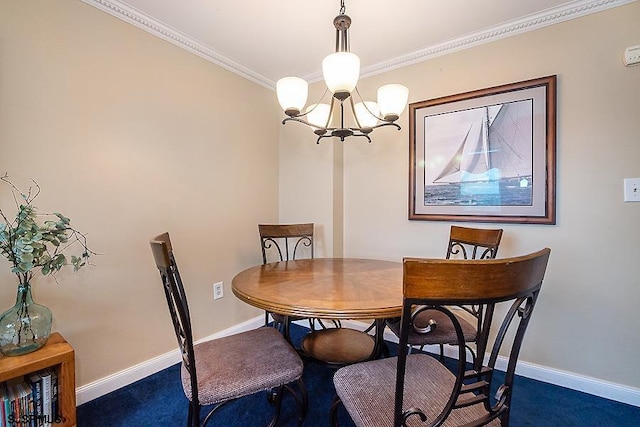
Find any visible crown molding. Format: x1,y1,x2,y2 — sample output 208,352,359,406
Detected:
355,0,638,80
80,0,274,89
82,0,636,89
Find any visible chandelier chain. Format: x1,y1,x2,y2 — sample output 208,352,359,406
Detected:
340,0,346,15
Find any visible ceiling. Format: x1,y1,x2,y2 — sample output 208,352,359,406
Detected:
82,0,631,88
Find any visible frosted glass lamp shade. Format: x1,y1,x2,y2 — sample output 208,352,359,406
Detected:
276,77,308,116
322,52,360,98
354,101,380,128
306,103,331,128
377,84,409,121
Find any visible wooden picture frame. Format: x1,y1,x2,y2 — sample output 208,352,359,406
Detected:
409,75,556,224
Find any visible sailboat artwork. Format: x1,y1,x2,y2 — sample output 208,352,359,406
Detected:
424,99,534,206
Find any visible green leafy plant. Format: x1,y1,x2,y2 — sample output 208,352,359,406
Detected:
0,173,93,285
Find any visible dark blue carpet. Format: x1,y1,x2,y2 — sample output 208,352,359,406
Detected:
78,325,640,426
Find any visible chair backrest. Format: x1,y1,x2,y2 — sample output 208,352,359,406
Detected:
258,223,314,264
149,233,199,406
445,225,504,340
446,225,503,260
395,248,551,426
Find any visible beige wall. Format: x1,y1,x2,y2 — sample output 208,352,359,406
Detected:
0,1,278,386
2,0,639,397
278,84,345,257
281,2,640,389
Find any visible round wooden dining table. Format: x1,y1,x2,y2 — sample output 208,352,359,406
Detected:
232,258,403,365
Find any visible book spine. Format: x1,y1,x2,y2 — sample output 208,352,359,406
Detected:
37,372,51,427
3,383,9,427
0,382,6,427
8,382,17,427
45,370,57,426
1,382,8,427
25,374,42,427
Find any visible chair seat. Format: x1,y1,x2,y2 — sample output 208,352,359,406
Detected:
181,327,303,405
333,354,500,427
386,309,476,347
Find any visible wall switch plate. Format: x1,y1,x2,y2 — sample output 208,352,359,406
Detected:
213,281,224,300
623,178,640,202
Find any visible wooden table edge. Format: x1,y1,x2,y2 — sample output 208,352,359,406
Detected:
232,287,401,320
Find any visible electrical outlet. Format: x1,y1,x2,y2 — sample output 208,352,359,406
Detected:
623,45,640,66
623,178,640,202
213,282,224,300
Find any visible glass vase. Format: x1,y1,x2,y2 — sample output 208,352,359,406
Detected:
0,282,52,356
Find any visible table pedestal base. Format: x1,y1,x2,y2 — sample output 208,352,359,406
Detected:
301,328,376,366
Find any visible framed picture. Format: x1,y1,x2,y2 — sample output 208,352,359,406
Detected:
409,75,556,224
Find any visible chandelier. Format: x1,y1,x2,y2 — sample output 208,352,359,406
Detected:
275,0,409,143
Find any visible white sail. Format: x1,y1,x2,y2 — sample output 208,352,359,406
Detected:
486,100,532,179
433,100,532,184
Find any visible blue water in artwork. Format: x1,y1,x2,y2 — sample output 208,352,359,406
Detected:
425,177,533,207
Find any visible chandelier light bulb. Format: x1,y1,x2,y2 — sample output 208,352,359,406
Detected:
276,77,308,116
354,101,380,128
322,52,360,99
377,84,409,121
306,103,332,128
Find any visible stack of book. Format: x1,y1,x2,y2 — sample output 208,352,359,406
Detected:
0,368,59,427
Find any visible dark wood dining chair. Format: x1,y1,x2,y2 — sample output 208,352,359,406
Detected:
331,248,551,427
387,225,503,363
150,232,308,427
259,223,315,264
259,223,339,342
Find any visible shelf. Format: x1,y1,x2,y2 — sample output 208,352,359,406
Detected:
0,332,76,427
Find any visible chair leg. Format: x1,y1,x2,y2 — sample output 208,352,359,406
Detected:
284,378,309,427
439,343,445,362
298,379,309,427
329,395,343,427
371,319,390,359
282,316,293,343
500,410,511,427
266,386,285,427
188,401,200,427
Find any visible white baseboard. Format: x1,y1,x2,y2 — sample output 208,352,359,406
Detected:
504,358,640,408
76,317,640,408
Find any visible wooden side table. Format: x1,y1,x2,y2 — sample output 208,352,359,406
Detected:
0,332,76,427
